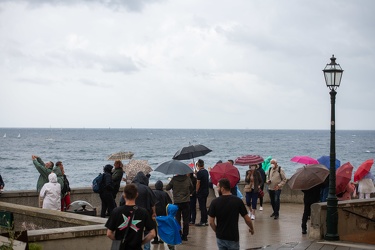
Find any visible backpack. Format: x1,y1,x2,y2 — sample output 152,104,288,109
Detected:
268,166,283,181
92,173,104,193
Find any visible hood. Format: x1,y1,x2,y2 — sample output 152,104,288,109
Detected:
166,204,178,217
173,175,189,182
104,164,113,173
52,166,63,177
132,171,149,185
155,180,163,190
48,173,57,183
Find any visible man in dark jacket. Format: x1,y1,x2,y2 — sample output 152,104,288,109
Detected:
166,173,193,241
100,164,116,218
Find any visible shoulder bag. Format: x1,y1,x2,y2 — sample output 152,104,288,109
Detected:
111,206,138,250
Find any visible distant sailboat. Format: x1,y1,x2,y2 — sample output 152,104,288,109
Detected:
3,133,6,138
17,133,21,138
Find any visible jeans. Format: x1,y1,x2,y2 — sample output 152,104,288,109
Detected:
197,193,208,223
175,202,190,237
216,238,240,250
245,190,258,209
268,189,281,216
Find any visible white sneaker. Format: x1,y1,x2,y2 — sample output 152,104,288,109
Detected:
251,214,255,220
259,207,263,211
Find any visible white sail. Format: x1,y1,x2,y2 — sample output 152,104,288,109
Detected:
3,133,6,138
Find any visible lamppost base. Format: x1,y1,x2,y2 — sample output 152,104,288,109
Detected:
324,233,339,241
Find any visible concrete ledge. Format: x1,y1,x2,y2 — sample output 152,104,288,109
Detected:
310,198,375,244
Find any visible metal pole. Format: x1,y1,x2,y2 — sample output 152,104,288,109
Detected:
325,89,339,240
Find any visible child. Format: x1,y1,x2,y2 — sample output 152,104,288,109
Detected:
156,204,182,250
152,180,172,244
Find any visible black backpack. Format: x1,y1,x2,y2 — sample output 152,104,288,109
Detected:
92,173,104,193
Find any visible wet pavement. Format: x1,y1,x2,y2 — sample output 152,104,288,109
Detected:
150,203,375,250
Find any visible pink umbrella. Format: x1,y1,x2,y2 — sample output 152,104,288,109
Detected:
234,155,264,166
290,156,319,165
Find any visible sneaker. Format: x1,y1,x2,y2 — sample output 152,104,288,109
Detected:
259,206,263,211
151,240,159,244
270,213,275,217
182,235,188,241
204,223,209,226
251,214,255,220
302,230,307,235
274,215,279,220
195,222,206,227
189,221,195,225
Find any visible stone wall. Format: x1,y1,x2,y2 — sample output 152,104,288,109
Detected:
310,198,375,244
0,181,304,216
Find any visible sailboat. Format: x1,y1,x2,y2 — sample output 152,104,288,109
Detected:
3,133,6,138
17,133,21,138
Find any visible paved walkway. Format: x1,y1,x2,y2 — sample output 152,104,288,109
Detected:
150,203,375,250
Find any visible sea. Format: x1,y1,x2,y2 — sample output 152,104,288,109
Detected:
0,128,374,191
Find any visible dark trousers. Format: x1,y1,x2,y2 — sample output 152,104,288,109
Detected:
302,201,313,231
259,185,264,207
99,191,116,217
190,195,197,223
175,202,190,237
268,189,281,216
197,193,208,223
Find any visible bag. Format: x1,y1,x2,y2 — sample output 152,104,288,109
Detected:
92,173,104,193
259,189,264,197
110,206,138,250
243,184,251,193
110,240,123,250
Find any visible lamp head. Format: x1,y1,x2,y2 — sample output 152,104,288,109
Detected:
323,55,343,90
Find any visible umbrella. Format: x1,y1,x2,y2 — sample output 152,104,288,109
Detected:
123,159,153,181
172,144,212,161
336,162,353,195
107,151,134,161
209,162,240,188
317,155,341,170
154,160,193,175
287,164,329,190
234,155,264,166
354,159,374,182
290,155,319,165
262,156,272,172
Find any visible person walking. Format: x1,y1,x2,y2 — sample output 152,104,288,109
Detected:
208,178,254,250
195,159,209,227
106,184,155,250
266,159,287,220
0,174,4,194
56,161,71,211
100,164,116,218
301,184,322,234
152,180,172,244
166,173,193,241
244,164,263,220
112,160,124,203
39,173,61,210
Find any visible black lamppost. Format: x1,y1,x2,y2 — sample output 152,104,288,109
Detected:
323,55,343,241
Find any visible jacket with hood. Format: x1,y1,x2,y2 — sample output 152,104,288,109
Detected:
40,173,61,210
153,180,172,216
156,204,182,245
103,164,114,193
132,172,156,214
166,175,193,203
33,157,53,192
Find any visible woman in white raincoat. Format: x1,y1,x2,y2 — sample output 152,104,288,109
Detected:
40,173,61,210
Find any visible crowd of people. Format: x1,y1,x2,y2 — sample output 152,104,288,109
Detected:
0,154,368,249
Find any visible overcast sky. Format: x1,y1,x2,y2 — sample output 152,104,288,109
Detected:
0,0,374,130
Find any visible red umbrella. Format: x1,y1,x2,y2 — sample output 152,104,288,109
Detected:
336,162,353,195
209,162,240,188
354,159,374,182
290,155,319,165
234,155,264,166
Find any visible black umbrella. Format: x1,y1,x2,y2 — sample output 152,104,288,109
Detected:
172,144,212,161
154,160,194,175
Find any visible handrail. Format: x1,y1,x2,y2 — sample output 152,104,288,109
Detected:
341,208,375,223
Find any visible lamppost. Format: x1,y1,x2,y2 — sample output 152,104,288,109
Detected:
323,55,343,241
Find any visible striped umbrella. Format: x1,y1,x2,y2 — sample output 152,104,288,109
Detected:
235,155,264,166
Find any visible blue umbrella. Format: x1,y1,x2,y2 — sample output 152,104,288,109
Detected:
317,155,341,170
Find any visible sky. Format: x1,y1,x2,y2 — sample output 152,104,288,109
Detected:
0,0,374,130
